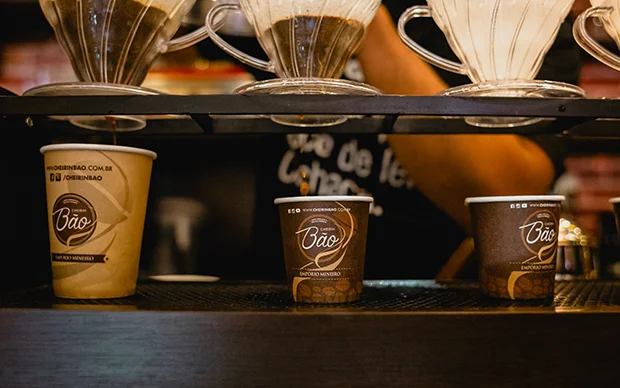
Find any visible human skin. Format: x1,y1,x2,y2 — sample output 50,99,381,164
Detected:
355,6,557,234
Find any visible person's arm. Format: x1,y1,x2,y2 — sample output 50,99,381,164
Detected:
356,6,557,233
356,5,447,95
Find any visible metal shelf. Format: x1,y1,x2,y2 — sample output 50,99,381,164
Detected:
0,94,599,116
3,93,620,136
2,94,620,117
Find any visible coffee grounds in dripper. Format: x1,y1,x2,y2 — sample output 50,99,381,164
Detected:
262,16,365,78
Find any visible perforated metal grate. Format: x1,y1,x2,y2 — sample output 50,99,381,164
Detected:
2,280,619,312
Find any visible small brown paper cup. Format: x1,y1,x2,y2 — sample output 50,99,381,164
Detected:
465,195,564,300
275,195,373,303
41,143,157,298
611,198,620,237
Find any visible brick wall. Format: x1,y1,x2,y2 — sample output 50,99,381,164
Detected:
0,40,76,95
560,155,620,234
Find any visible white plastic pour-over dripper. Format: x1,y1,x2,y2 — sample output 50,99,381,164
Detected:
398,0,586,128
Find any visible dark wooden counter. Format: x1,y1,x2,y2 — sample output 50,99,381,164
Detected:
1,280,619,387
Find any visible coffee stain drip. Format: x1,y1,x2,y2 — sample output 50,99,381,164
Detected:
300,169,310,196
106,117,118,145
298,146,310,196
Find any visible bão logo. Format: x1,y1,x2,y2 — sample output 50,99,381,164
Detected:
52,193,97,246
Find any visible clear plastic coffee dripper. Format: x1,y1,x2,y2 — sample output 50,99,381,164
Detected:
205,0,382,127
25,0,224,131
398,0,586,128
573,0,620,72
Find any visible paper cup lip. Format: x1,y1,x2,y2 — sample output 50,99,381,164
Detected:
274,195,374,205
610,197,620,204
40,143,157,160
464,195,565,205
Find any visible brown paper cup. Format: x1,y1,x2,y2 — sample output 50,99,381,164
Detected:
465,195,564,300
611,198,620,236
40,144,157,298
275,195,373,303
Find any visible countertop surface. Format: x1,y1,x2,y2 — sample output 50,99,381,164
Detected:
2,280,620,387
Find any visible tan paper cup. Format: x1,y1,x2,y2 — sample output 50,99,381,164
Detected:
40,144,157,298
274,195,373,303
465,195,564,300
611,198,620,236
